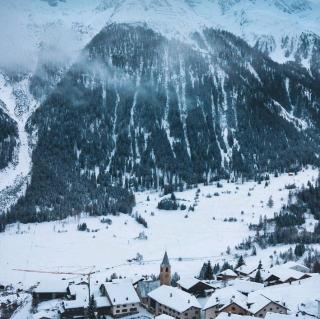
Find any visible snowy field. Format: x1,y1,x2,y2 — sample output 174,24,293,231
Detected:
0,167,318,289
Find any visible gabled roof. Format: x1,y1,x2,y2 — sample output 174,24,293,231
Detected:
95,296,111,308
247,294,288,314
177,277,200,290
265,313,298,319
216,314,252,319
228,279,264,294
235,264,257,275
148,285,201,313
105,282,140,306
203,287,247,310
161,251,170,267
155,314,175,319
34,280,68,294
177,277,213,291
219,300,251,313
218,269,237,277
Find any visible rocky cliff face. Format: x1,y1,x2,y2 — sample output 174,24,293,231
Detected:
8,23,320,222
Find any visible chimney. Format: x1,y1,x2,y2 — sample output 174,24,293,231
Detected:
170,293,173,297
188,300,190,304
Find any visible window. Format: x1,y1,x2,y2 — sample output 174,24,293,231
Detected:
166,267,169,272
130,308,137,312
122,309,128,313
259,315,263,318
231,307,236,311
116,310,120,313
123,304,127,307
269,308,273,311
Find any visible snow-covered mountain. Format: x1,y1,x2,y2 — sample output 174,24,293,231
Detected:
1,0,320,71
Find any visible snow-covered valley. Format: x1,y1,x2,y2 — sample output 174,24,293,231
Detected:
0,168,318,289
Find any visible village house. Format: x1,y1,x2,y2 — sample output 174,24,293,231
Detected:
102,281,140,317
203,287,249,319
148,285,201,319
247,294,288,318
177,277,214,297
217,269,238,282
282,262,310,273
263,267,311,286
60,300,85,319
136,279,160,305
228,279,264,296
32,280,68,306
235,265,258,278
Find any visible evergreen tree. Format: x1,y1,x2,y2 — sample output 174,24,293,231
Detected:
294,244,306,257
204,261,214,280
254,269,263,283
198,262,208,280
236,255,245,268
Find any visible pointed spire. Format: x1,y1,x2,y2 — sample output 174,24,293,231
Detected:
161,251,170,267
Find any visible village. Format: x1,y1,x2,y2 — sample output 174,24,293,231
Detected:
2,252,319,319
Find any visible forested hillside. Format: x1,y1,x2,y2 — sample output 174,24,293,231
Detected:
7,24,320,223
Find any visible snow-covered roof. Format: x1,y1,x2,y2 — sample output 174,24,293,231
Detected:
228,279,264,294
218,269,238,277
177,277,201,290
281,261,310,273
63,299,85,310
248,275,320,317
265,266,309,282
148,285,201,313
111,274,144,285
216,313,252,319
136,280,160,298
247,294,287,314
34,280,68,294
32,310,55,319
95,296,111,308
68,284,88,299
235,264,257,275
155,314,175,319
203,287,247,310
105,282,140,306
265,313,298,319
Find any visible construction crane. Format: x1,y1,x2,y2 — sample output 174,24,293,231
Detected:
12,267,96,308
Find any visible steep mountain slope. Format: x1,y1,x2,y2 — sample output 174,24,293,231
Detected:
8,23,320,222
0,106,17,170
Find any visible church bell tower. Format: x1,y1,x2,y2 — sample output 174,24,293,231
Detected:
160,251,171,286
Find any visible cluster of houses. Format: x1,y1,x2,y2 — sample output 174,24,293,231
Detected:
31,253,320,319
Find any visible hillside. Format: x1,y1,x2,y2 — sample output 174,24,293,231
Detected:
5,23,320,222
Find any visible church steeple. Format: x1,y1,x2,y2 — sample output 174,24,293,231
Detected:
160,251,171,285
